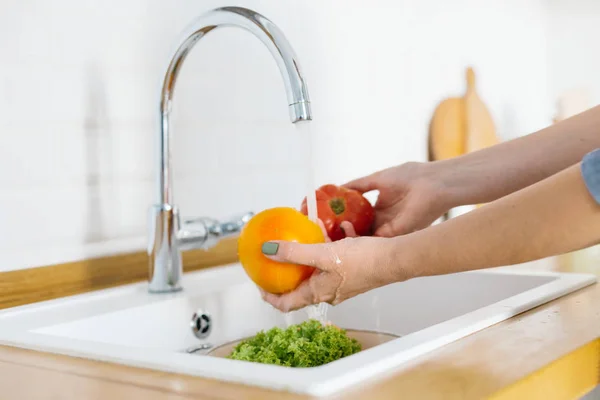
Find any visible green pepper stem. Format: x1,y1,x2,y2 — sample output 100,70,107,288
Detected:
329,198,345,215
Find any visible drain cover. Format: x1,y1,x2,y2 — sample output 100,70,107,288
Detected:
191,310,212,339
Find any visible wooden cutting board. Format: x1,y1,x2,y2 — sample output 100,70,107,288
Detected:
428,67,499,161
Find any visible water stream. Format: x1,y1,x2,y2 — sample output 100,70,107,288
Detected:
294,121,329,326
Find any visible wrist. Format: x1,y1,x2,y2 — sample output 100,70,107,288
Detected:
423,159,468,209
382,235,422,284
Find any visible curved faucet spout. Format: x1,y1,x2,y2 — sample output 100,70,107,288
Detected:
158,6,312,205
148,7,312,293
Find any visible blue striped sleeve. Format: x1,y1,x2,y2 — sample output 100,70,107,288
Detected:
582,148,600,204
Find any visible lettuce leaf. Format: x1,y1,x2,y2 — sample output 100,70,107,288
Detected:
227,319,361,367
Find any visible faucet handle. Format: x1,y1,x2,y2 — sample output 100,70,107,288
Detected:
211,211,253,235
178,211,254,251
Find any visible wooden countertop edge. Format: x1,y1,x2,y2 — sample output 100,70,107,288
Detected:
1,245,599,399
0,237,239,310
489,338,600,400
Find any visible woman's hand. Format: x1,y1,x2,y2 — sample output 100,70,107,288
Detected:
344,162,453,237
259,220,408,312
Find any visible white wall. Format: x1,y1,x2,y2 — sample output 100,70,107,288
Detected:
545,0,600,107
0,0,557,271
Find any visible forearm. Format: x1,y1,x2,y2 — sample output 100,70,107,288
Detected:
435,105,600,206
399,162,600,278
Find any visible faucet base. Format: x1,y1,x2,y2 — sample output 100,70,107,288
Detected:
149,286,183,294
148,204,184,293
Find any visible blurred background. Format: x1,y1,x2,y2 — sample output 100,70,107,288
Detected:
1,0,598,271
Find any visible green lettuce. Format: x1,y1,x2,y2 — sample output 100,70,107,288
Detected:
227,319,361,367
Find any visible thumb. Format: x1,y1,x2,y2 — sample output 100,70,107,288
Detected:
374,214,419,237
343,173,378,194
261,241,330,271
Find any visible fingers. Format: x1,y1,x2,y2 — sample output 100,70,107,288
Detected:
374,214,419,237
258,286,269,300
261,270,335,312
340,221,358,237
320,218,356,240
343,173,378,194
261,240,330,271
261,219,351,272
261,279,317,312
373,222,398,237
317,219,332,242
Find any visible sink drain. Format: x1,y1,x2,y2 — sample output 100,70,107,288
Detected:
191,309,212,339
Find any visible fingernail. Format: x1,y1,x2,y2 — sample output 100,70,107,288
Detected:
261,242,279,255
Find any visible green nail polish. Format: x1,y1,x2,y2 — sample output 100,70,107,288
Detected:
262,242,279,255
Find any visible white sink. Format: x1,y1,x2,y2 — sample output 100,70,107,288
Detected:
0,263,595,397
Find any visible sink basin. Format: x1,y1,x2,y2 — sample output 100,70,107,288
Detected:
0,263,595,396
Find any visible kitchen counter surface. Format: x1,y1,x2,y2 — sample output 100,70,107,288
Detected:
1,252,599,399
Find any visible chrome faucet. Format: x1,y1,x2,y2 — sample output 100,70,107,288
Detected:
148,6,312,293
